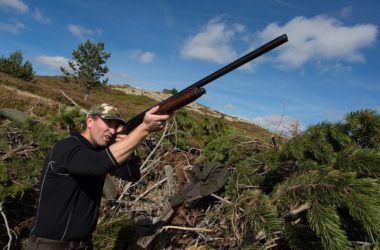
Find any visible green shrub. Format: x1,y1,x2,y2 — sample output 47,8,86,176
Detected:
0,51,35,81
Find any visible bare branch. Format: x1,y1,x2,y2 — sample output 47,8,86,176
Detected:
1,202,12,250
161,225,213,233
59,90,88,113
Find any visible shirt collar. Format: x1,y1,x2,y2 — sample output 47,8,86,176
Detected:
70,132,101,150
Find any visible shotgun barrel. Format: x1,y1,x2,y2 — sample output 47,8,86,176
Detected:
124,34,288,132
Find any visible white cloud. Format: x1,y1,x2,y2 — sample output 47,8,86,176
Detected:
139,52,155,63
253,114,304,137
258,15,378,69
225,103,235,109
339,6,352,19
180,17,244,64
126,49,155,64
107,71,136,85
32,8,51,24
0,0,28,13
0,21,27,34
32,55,69,70
68,24,102,39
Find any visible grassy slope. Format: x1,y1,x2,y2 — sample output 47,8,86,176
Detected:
0,73,272,140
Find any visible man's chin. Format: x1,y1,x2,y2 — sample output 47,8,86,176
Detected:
94,139,109,148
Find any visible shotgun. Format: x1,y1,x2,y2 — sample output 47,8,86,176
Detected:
124,34,288,132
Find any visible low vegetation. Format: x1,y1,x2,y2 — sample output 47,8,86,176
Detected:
1,72,379,249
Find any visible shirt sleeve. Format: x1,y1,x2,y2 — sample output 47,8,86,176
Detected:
65,145,119,175
110,153,141,182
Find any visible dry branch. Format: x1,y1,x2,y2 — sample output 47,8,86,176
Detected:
0,142,35,161
134,177,167,203
1,202,12,250
59,90,87,113
161,225,213,233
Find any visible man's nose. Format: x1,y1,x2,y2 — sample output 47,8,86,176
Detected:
109,127,117,134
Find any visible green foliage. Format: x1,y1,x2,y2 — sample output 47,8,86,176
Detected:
334,148,380,178
222,189,284,248
344,109,380,149
307,203,351,250
0,120,57,201
166,109,232,150
93,212,135,249
0,51,35,81
162,88,178,95
61,40,111,100
280,122,351,165
55,104,86,132
202,134,270,165
204,109,380,249
243,190,284,238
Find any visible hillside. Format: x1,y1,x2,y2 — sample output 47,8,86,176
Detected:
0,72,272,139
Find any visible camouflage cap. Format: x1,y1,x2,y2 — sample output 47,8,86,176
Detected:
87,103,127,124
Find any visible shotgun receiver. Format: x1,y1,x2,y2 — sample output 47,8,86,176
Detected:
124,34,288,132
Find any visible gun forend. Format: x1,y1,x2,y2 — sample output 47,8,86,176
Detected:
156,87,206,115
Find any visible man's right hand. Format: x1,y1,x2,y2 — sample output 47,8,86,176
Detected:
109,106,170,165
142,106,171,132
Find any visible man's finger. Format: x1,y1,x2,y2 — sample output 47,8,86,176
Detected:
147,105,160,114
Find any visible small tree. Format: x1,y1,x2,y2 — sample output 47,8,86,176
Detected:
162,88,178,95
61,40,111,101
0,51,35,81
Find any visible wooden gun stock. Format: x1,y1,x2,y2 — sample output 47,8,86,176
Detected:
155,87,206,115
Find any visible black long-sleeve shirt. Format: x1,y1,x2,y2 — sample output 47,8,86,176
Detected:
31,132,140,240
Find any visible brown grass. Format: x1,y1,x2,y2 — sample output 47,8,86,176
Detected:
0,72,272,139
0,73,157,119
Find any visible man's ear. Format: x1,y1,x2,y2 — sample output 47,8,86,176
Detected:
86,116,95,130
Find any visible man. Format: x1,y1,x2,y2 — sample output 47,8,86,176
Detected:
24,103,169,250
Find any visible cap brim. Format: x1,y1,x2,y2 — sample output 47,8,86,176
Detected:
101,116,127,125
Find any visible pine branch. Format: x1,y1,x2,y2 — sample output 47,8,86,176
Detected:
342,178,380,241
307,203,351,250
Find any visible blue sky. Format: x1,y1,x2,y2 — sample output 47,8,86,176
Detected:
1,0,379,135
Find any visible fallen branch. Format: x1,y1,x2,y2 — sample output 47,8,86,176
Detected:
59,90,87,113
161,225,213,233
134,177,167,203
0,142,34,161
283,202,310,221
211,194,245,213
1,202,12,250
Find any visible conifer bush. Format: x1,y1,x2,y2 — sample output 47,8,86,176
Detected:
164,109,232,150
0,51,35,81
200,109,380,249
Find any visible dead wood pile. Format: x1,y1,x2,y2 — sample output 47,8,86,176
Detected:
97,122,236,249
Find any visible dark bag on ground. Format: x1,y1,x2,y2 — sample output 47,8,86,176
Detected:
169,162,228,207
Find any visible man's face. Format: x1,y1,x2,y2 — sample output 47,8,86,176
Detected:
86,116,122,147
